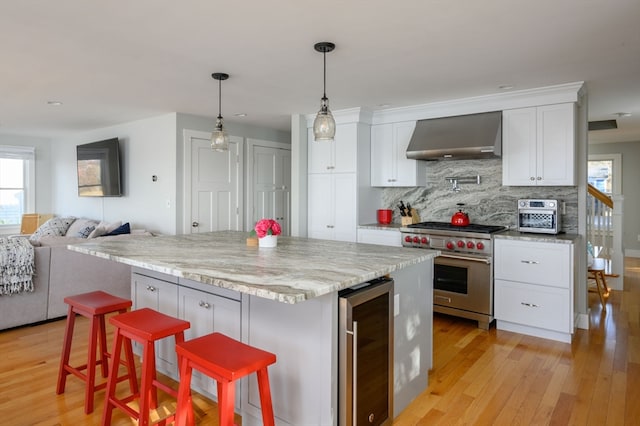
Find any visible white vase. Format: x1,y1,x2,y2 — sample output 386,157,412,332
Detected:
258,235,278,248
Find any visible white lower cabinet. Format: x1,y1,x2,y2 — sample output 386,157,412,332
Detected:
494,238,575,343
356,228,402,247
178,282,241,405
131,271,179,376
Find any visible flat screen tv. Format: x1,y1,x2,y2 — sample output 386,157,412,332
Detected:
76,138,122,197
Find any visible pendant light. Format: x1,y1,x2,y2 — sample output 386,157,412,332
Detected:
313,42,336,141
211,72,230,152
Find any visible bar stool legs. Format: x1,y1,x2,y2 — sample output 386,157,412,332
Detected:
102,308,190,426
175,332,276,426
56,291,134,414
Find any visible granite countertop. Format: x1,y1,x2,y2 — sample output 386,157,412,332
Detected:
358,223,403,230
68,231,438,304
495,230,581,244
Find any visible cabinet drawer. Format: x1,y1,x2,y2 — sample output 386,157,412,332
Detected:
495,280,570,333
494,239,571,288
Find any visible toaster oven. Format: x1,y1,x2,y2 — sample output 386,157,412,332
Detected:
517,199,561,234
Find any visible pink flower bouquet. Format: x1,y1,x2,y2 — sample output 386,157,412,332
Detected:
253,218,282,238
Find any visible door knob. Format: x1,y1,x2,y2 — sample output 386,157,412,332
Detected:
192,221,199,228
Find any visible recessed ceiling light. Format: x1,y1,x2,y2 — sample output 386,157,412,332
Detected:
614,112,631,118
47,100,63,106
234,113,247,117
498,85,514,90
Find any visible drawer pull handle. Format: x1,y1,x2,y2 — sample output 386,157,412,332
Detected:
521,302,540,308
435,295,452,303
199,300,211,309
520,260,539,264
146,285,156,292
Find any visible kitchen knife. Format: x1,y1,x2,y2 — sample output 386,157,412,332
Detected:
398,201,407,216
406,203,412,216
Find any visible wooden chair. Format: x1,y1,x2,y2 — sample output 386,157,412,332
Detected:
20,213,53,234
588,258,610,308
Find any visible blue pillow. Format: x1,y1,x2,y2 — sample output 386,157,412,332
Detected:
103,222,130,236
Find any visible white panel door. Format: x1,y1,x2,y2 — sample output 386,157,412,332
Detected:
189,136,242,233
251,145,291,235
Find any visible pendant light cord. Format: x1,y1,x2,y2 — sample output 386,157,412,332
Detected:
323,50,327,99
218,78,222,119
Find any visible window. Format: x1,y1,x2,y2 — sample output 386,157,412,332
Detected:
0,146,35,230
588,153,622,196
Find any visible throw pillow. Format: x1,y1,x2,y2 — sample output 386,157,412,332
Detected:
88,221,122,238
66,219,99,237
104,222,130,236
29,217,76,241
76,225,96,238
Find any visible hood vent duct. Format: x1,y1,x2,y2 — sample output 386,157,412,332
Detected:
406,111,502,161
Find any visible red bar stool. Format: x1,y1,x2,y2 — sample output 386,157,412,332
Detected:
56,290,135,414
175,332,277,426
102,308,190,426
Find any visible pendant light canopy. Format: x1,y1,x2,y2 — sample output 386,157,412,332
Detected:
313,42,336,142
211,72,230,152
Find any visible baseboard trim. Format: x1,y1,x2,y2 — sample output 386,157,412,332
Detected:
625,249,640,258
576,313,589,330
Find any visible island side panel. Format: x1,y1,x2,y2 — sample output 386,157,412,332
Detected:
390,259,433,417
242,292,338,426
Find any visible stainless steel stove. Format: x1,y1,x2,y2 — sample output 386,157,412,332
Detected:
400,221,507,329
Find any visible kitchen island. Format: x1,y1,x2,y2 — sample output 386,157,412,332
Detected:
68,231,437,425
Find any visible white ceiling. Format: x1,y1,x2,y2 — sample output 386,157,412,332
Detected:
1,1,639,144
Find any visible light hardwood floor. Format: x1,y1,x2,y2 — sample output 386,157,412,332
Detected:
1,258,638,425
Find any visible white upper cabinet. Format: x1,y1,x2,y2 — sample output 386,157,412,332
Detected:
371,121,425,187
502,103,576,186
308,124,357,174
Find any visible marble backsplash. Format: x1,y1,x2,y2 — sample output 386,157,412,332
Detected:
381,158,578,233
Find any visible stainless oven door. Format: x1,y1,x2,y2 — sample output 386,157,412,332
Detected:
433,254,492,316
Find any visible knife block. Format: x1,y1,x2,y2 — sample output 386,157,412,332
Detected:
401,209,420,226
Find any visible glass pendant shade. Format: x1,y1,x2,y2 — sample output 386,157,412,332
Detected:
313,97,336,141
211,117,229,151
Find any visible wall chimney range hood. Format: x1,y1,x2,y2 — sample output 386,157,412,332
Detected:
406,111,502,160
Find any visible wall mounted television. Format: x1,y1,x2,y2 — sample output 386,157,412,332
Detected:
76,138,122,197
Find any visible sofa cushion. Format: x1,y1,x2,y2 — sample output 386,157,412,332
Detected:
66,219,99,238
29,217,76,241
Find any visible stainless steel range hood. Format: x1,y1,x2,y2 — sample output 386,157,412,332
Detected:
406,111,502,160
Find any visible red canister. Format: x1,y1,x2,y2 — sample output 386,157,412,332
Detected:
377,209,393,224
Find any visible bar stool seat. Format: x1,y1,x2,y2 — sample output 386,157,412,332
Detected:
56,290,135,414
102,308,190,426
588,258,611,308
175,332,276,426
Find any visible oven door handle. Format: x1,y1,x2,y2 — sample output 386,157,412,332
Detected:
439,254,492,264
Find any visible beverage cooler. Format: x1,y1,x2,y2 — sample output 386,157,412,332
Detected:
339,278,394,426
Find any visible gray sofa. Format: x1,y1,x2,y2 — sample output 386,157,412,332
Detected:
0,234,147,331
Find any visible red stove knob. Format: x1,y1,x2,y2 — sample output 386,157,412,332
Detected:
476,241,485,250
446,241,454,250
421,237,428,245
467,241,475,249
413,236,420,243
457,240,465,248
405,235,412,243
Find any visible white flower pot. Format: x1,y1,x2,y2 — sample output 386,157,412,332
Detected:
258,235,278,248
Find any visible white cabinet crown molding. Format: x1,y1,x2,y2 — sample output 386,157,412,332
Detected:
370,81,585,125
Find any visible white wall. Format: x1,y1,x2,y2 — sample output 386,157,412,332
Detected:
51,113,178,235
0,133,53,217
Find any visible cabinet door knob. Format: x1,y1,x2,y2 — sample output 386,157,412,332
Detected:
146,285,156,292
199,300,211,309
537,176,542,180
326,225,334,229
530,177,535,181
192,221,199,228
